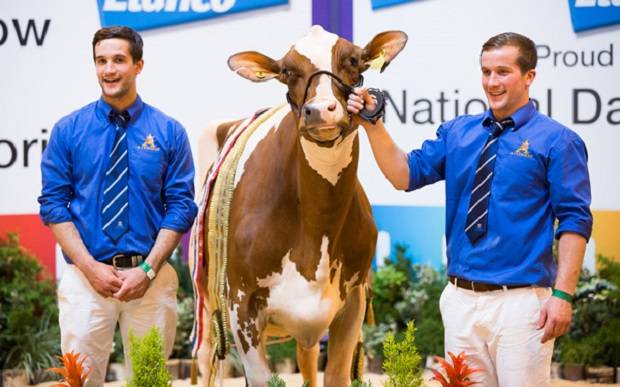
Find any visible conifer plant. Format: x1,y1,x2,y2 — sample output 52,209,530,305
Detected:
126,327,172,387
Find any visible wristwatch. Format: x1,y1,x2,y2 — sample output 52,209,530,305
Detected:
359,88,386,124
140,261,156,280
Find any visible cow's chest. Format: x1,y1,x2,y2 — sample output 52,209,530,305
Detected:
254,236,359,346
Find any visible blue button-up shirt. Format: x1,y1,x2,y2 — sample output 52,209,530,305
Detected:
407,101,592,287
39,96,198,262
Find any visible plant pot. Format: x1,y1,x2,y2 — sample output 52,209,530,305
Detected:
166,359,181,379
366,355,383,374
585,365,614,383
562,363,584,381
1,369,28,387
179,359,194,379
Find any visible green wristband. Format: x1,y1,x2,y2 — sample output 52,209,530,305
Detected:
139,261,156,280
552,288,574,303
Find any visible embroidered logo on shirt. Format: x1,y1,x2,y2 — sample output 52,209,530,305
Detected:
139,134,160,151
512,140,532,158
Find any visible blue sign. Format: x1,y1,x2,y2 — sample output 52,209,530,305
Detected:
371,0,416,10
568,0,620,32
372,205,445,268
97,0,288,31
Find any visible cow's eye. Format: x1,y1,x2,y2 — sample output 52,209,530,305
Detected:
350,57,359,67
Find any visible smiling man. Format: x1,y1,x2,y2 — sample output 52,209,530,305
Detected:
348,32,592,386
38,26,197,386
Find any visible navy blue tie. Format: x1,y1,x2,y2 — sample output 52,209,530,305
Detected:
102,110,130,241
465,117,514,244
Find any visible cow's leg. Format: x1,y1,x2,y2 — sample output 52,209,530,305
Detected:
297,342,319,387
324,285,366,387
230,303,271,387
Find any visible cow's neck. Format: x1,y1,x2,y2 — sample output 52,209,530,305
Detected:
297,130,359,235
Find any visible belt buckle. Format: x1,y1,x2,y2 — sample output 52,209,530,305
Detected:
470,280,476,292
111,254,124,270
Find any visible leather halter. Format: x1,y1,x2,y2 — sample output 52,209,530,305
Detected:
286,70,364,115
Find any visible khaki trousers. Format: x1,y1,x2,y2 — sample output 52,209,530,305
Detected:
439,282,554,387
58,263,178,387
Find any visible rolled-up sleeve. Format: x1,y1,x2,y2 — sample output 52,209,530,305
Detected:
548,131,593,240
38,121,74,224
160,124,198,233
406,124,447,191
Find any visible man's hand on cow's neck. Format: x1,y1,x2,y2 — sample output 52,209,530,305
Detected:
112,268,150,302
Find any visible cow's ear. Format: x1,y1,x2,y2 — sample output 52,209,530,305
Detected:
228,51,281,82
361,31,408,73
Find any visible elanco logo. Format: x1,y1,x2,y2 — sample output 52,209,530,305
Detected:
98,0,288,31
569,0,620,32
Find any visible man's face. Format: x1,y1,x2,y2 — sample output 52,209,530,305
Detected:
94,38,143,103
481,45,535,120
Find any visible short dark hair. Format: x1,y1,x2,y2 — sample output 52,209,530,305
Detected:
92,26,143,63
481,32,537,73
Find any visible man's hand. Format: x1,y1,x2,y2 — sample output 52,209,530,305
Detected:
537,296,573,343
347,87,377,127
113,268,150,302
82,261,123,298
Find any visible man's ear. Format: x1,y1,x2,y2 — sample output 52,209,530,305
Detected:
361,31,408,73
228,51,281,82
134,59,144,75
525,69,536,87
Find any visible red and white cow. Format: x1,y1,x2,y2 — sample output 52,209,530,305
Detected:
193,25,407,387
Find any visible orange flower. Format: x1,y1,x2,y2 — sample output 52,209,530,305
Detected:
48,351,91,387
430,351,483,387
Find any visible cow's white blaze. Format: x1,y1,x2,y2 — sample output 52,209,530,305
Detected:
256,235,345,347
300,130,356,185
294,25,338,101
234,105,290,188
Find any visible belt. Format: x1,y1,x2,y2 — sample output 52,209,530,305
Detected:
101,254,144,269
449,276,531,292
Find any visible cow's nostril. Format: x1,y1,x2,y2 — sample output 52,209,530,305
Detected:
327,102,336,112
304,107,312,117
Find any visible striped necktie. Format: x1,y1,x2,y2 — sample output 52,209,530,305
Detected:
102,110,130,241
465,117,514,244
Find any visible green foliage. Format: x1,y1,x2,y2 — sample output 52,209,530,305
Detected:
0,233,59,383
556,256,620,367
126,327,172,387
383,321,423,387
349,380,372,387
266,374,286,387
367,244,446,359
267,339,297,365
169,245,194,299
171,296,194,359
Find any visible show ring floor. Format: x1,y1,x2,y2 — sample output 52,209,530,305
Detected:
36,371,618,386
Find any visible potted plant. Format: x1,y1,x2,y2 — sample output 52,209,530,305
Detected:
0,233,59,385
429,351,482,387
267,340,297,374
382,321,423,386
126,327,172,387
49,351,91,387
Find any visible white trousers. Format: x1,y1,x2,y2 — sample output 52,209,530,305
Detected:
58,263,178,387
439,282,554,387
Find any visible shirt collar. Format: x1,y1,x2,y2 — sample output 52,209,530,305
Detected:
96,95,144,127
482,100,536,132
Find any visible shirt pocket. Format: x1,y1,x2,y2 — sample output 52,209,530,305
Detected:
132,149,165,191
495,152,544,198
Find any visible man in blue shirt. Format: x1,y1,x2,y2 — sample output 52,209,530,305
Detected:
39,26,197,386
348,32,592,386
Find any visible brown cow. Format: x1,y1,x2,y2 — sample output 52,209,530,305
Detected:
192,25,407,387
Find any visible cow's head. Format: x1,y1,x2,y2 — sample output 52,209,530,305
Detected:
228,26,407,146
